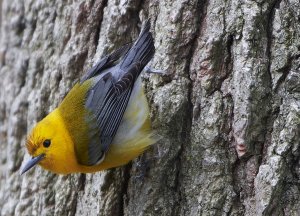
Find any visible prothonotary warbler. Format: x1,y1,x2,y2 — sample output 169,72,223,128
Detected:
21,20,157,174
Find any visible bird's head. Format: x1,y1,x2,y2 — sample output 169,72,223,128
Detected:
21,112,68,174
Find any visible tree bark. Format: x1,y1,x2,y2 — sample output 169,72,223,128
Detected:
0,0,299,215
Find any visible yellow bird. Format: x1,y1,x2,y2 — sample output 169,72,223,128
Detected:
21,21,157,174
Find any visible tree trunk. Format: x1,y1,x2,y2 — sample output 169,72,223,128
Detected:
0,0,299,215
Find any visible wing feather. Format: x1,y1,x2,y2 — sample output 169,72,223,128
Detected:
74,20,154,166
80,43,131,83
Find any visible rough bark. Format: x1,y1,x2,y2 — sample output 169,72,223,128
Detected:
0,0,299,215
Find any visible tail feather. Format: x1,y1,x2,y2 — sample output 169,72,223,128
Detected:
120,20,155,72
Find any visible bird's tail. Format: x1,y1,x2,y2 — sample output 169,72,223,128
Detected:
119,20,155,73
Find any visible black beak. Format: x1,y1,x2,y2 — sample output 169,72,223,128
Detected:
21,154,45,175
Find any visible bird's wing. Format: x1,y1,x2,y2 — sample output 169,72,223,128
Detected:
83,63,141,165
80,43,131,83
74,20,154,166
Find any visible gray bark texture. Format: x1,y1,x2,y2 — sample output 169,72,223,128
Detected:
0,0,299,215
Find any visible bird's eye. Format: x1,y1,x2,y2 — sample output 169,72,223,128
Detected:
43,139,51,148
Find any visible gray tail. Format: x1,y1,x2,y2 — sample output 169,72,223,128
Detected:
119,20,155,72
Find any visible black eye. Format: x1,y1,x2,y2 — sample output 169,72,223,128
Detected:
43,139,51,148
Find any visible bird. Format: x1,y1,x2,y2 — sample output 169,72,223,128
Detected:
21,20,157,175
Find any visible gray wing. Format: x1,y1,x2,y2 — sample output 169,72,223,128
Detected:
85,63,142,165
82,20,154,166
80,43,131,83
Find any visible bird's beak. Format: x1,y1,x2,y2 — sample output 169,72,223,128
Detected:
21,154,45,175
